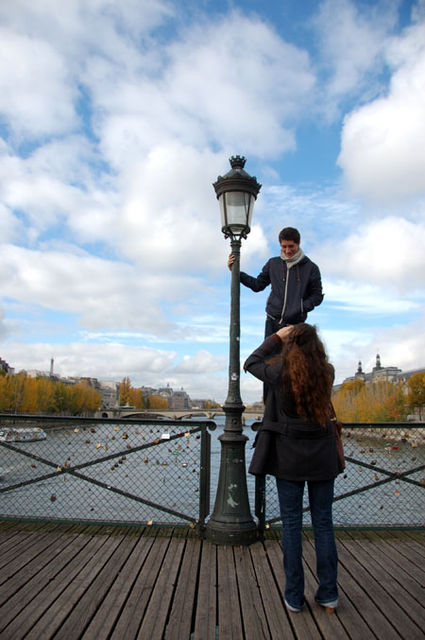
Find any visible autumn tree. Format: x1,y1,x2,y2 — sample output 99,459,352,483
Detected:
148,394,169,409
36,378,56,413
407,372,425,419
119,376,132,406
332,379,407,422
0,373,101,415
20,377,38,414
0,374,15,411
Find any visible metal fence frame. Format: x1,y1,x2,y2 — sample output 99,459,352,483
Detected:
1,415,424,534
0,414,215,532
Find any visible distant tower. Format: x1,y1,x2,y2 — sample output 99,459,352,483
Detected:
355,360,365,380
372,353,383,374
50,358,54,377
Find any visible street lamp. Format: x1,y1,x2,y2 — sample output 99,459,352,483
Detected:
206,156,261,545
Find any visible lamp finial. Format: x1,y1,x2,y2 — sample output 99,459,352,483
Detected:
229,155,246,169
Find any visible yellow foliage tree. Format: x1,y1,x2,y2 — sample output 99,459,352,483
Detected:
119,376,132,406
407,372,425,419
333,379,407,422
148,394,169,409
0,373,101,415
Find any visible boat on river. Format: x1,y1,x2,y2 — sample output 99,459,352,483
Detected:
0,427,47,442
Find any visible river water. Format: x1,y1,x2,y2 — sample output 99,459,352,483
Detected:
0,417,424,527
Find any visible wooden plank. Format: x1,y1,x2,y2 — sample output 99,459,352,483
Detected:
217,546,244,640
342,531,424,638
301,538,350,640
303,533,384,640
192,541,217,640
0,529,100,633
265,540,321,640
0,529,34,557
359,531,425,587
0,522,423,640
0,521,18,533
164,537,202,640
32,531,139,640
373,530,425,577
81,533,156,640
403,530,425,545
136,536,186,640
109,534,173,640
337,536,406,639
1,530,118,638
0,530,50,573
233,545,270,640
355,530,425,605
0,526,80,587
249,541,295,639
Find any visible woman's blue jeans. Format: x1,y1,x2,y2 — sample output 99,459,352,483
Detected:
276,478,338,609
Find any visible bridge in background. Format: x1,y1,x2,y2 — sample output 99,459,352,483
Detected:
96,407,263,422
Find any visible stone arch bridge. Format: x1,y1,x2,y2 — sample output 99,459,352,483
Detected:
96,408,263,422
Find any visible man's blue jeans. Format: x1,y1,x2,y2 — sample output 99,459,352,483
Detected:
276,478,338,609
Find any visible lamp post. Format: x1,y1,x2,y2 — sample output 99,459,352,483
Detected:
206,156,261,545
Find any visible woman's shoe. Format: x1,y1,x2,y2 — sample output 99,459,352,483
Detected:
284,598,304,613
315,597,338,613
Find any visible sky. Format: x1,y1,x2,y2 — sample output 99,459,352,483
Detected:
1,0,425,404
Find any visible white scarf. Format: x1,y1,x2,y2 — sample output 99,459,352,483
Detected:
280,248,305,269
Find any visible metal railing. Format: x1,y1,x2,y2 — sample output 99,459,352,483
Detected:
1,415,424,534
253,422,425,533
0,414,215,532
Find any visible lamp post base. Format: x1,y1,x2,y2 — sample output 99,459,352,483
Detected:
205,408,258,546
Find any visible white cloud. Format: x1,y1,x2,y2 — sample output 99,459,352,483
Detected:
317,216,425,291
0,244,210,336
1,0,425,405
86,11,316,172
0,0,174,61
0,28,77,138
0,307,12,341
1,339,175,379
322,313,425,383
162,12,315,156
173,350,226,374
338,17,425,201
324,281,421,314
0,203,23,243
0,339,230,401
312,0,398,117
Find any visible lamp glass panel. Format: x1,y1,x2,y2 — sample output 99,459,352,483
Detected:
219,191,253,232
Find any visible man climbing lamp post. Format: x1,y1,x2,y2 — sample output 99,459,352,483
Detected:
206,156,261,545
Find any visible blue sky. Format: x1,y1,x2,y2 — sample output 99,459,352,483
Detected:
1,0,425,403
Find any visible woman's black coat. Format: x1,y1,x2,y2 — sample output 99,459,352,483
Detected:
244,334,343,481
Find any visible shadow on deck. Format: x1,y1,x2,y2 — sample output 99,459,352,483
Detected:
0,522,423,639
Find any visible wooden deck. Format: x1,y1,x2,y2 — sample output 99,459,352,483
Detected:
0,522,423,640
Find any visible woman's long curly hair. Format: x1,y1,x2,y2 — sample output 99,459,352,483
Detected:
281,323,333,427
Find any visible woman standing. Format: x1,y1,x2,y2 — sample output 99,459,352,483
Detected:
245,323,343,613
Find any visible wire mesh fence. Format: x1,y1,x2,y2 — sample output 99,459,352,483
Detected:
1,416,424,532
0,417,214,530
254,423,425,532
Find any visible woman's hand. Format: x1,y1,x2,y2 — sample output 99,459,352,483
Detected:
276,325,293,341
227,253,235,270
